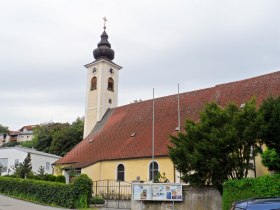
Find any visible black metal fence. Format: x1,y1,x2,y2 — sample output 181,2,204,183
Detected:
93,180,132,200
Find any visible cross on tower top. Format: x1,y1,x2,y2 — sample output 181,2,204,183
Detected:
103,17,107,29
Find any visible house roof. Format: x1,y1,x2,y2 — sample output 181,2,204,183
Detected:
0,146,61,158
18,125,37,132
9,131,20,135
55,71,280,168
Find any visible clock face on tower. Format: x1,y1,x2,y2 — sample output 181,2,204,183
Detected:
92,68,97,73
109,68,114,74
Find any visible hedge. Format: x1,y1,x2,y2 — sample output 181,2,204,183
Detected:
92,196,105,204
3,174,65,183
31,174,66,183
222,174,280,210
0,174,93,209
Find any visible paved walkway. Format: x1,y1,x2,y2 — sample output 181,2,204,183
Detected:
0,195,72,210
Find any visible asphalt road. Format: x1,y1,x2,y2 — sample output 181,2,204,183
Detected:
0,195,72,210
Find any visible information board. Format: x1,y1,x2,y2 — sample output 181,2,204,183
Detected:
133,183,183,201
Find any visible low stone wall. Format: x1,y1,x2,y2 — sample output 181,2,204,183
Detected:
131,186,222,210
93,200,131,210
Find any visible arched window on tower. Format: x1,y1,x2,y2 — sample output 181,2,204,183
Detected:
149,161,159,181
117,164,125,181
108,77,114,91
91,77,97,91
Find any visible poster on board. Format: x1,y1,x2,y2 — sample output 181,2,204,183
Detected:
133,183,183,201
133,184,152,200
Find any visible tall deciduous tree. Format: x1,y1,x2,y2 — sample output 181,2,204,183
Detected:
258,96,280,153
49,117,84,156
169,99,260,193
29,118,84,156
261,148,280,171
0,124,9,133
258,96,280,171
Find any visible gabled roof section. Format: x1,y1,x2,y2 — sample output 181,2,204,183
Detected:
18,125,37,132
0,146,61,159
55,71,280,168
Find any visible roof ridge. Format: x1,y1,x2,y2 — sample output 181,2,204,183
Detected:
215,70,280,88
115,70,280,110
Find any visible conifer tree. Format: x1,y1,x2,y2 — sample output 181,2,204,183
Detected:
20,153,32,178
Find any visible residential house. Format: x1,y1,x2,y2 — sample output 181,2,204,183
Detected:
0,125,37,146
17,125,36,142
0,131,20,146
0,146,61,176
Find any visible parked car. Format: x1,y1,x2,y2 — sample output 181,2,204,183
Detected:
231,197,280,210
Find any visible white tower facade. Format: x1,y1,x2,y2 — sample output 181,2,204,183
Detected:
83,28,122,138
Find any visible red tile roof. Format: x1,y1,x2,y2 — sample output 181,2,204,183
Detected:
55,71,280,168
18,125,37,132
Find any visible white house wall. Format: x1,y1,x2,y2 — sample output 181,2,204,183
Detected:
30,153,58,174
0,148,27,175
0,147,60,176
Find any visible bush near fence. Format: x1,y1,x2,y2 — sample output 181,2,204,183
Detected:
32,174,66,183
0,174,93,209
3,174,66,183
223,174,280,210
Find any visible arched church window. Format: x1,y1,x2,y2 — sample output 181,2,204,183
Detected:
91,77,97,91
149,161,159,181
117,164,125,181
108,77,114,91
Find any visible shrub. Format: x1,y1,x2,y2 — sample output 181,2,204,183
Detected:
0,174,92,208
91,196,105,204
0,177,74,208
7,173,65,183
261,148,280,171
55,175,66,183
72,174,93,208
44,174,58,182
223,174,280,210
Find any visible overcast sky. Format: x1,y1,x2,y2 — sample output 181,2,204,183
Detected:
0,0,279,131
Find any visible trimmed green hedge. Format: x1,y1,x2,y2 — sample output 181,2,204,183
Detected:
0,174,93,209
223,174,280,210
31,174,66,183
3,174,66,183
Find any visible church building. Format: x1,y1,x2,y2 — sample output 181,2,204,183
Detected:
54,24,280,183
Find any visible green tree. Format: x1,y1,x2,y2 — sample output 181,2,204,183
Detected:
169,99,260,193
258,96,280,153
20,153,32,178
49,118,84,156
20,140,35,148
0,124,9,133
32,118,84,156
0,163,6,176
261,148,280,172
37,166,46,179
33,124,58,152
3,141,19,147
11,162,22,177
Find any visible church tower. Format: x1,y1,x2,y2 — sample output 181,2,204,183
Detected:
83,19,122,137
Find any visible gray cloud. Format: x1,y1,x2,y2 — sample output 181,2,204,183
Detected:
0,0,280,130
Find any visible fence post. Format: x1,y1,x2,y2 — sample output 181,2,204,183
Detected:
107,180,109,198
95,182,98,197
118,181,120,208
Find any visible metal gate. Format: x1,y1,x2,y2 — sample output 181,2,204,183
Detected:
93,180,131,209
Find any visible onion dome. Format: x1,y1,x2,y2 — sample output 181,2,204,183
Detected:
93,29,115,60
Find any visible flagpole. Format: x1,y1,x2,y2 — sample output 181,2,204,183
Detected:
152,88,155,182
177,83,180,132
